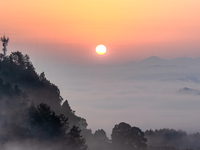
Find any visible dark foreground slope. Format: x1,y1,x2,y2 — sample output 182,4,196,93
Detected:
0,51,87,128
0,51,87,150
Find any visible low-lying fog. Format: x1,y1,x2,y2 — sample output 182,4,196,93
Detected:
35,56,200,136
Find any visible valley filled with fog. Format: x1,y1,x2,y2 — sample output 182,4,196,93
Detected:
36,56,200,136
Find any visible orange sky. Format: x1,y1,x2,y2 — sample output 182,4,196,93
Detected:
0,0,200,65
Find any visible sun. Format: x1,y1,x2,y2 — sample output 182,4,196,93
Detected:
95,44,106,55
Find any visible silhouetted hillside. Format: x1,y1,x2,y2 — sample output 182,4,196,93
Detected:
0,51,86,128
0,51,88,150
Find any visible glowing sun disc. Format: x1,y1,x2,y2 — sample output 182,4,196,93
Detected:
95,45,106,55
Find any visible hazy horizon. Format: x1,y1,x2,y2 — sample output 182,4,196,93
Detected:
1,0,200,141
31,55,200,137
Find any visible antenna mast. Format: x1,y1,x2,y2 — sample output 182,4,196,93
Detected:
1,35,9,57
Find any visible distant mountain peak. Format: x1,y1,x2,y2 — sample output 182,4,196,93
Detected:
142,56,163,61
138,56,168,66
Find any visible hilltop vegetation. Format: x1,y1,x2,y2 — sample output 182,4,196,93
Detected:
0,51,87,150
0,51,86,128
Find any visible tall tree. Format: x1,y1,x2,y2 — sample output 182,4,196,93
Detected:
111,122,147,150
25,103,87,150
25,103,68,141
67,125,87,150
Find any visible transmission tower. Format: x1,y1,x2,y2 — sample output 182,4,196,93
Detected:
1,35,9,57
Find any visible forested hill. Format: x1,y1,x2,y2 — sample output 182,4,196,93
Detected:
0,51,87,129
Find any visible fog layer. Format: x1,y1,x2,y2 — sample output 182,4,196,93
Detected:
36,56,200,136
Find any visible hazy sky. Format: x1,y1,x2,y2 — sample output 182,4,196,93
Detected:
1,0,200,136
1,0,200,65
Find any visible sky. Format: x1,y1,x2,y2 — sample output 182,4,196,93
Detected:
1,0,200,136
1,0,200,65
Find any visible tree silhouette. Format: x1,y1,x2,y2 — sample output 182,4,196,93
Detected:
111,122,147,150
25,103,68,141
0,78,29,142
24,103,87,149
67,125,87,150
94,129,109,142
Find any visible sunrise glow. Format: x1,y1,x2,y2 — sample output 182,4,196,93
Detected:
1,1,200,148
1,0,200,64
